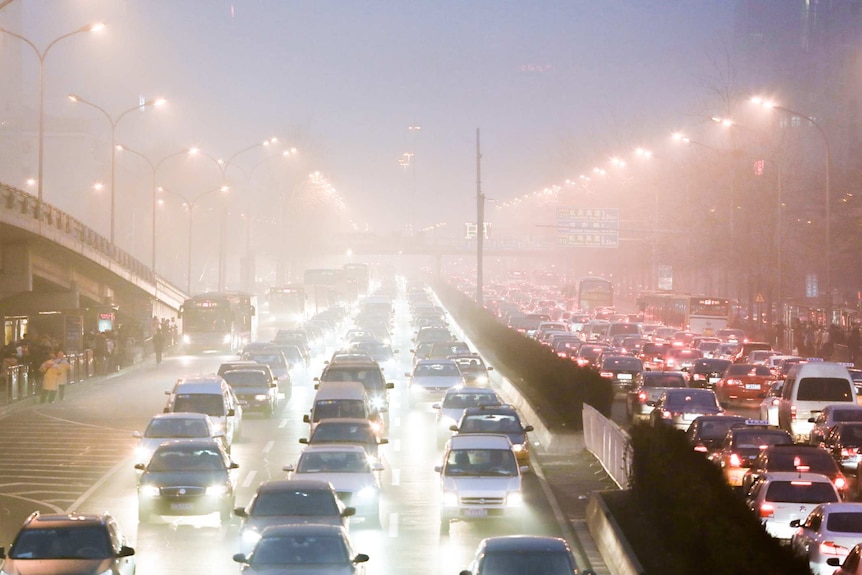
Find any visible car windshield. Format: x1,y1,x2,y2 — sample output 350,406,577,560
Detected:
642,375,686,388
222,371,268,387
314,400,366,420
726,365,771,377
145,418,209,438
826,512,862,532
311,423,375,443
251,490,339,517
148,446,226,472
697,419,744,440
663,392,717,410
764,481,839,503
459,414,523,433
767,450,838,473
481,550,574,574
452,358,485,372
323,369,384,386
10,526,111,560
834,410,862,422
172,394,224,417
415,363,460,377
251,534,348,565
797,378,854,402
444,448,517,477
296,451,370,473
732,432,791,449
442,392,498,409
602,357,642,370
247,354,285,367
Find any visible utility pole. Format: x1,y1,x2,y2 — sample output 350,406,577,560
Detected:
476,128,485,306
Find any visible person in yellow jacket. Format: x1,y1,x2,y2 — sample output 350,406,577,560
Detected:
39,352,61,404
55,350,71,401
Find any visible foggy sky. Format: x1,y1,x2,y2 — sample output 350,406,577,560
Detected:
0,1,734,237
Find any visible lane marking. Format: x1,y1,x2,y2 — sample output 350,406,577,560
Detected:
242,470,258,488
262,440,274,454
278,419,288,428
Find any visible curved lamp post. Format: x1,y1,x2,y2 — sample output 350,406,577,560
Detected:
0,23,104,209
68,94,166,244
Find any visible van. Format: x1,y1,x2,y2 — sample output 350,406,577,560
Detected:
164,375,243,446
303,381,377,432
604,322,642,344
777,362,857,441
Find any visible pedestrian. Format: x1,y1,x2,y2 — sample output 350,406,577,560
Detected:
54,350,71,401
39,352,60,404
152,328,165,365
850,326,861,367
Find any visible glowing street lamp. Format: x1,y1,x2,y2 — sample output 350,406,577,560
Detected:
0,23,104,208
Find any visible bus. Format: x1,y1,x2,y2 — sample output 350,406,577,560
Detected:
638,292,730,335
577,277,614,314
179,292,257,353
304,268,356,313
265,285,308,326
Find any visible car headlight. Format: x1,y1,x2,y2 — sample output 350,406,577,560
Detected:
512,443,524,453
139,485,160,497
254,394,268,401
182,334,191,344
442,491,459,507
473,374,488,384
439,416,457,428
206,483,229,496
241,528,262,547
369,396,386,410
356,486,377,500
506,491,524,506
134,446,152,463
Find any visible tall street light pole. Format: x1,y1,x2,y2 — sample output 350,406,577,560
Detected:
408,125,421,234
68,94,166,245
0,23,104,211
752,97,832,325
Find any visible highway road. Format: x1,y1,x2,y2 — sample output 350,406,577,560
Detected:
0,294,582,575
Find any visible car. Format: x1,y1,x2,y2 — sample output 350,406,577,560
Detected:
0,511,135,575
778,362,858,442
552,337,582,360
829,542,862,574
269,342,306,369
716,328,746,343
650,388,723,430
822,422,862,474
242,349,290,381
688,358,731,389
598,355,644,393
638,342,670,370
712,425,793,488
451,405,534,465
135,438,239,523
661,347,702,373
714,364,775,407
625,371,688,424
436,433,526,534
759,379,785,426
432,387,502,436
221,368,279,417
791,502,862,575
232,524,369,575
459,535,593,575
766,354,805,378
407,359,465,399
132,412,224,465
749,349,781,365
448,353,494,386
809,405,862,446
284,444,383,526
317,360,395,414
732,341,773,364
714,342,741,360
233,479,355,555
686,415,748,456
163,375,243,447
574,344,606,369
299,418,388,460
741,444,848,497
745,471,840,541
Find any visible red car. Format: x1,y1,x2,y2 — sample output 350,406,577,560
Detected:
715,363,775,406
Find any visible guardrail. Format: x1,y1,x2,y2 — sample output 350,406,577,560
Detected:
0,350,97,405
583,404,631,489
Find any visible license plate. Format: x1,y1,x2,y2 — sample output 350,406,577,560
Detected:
463,508,488,518
745,384,761,390
709,376,721,383
683,413,697,421
170,503,193,511
617,373,632,380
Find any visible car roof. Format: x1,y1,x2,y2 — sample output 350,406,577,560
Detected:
481,535,571,553
444,386,497,395
313,417,375,427
25,512,108,528
149,412,212,421
256,479,336,493
416,359,457,366
258,523,347,537
448,433,513,449
462,405,518,416
759,471,835,482
299,443,369,454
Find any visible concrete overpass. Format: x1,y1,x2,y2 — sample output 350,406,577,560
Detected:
0,182,186,350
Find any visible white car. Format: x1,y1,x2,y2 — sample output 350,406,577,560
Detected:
407,359,465,399
284,444,383,527
791,502,862,575
132,412,223,466
745,471,841,541
432,387,501,434
758,380,784,426
435,433,526,535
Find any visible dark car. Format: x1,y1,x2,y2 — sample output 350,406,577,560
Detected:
452,405,534,465
822,422,862,473
741,443,847,496
639,342,671,370
626,371,688,423
649,388,723,430
135,438,239,523
459,535,586,575
299,418,388,459
732,341,773,364
713,425,793,489
221,368,279,417
599,355,644,392
0,511,136,575
686,414,748,456
234,479,355,555
449,353,494,386
688,358,732,389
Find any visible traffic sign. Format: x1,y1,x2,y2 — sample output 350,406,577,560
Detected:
557,207,619,248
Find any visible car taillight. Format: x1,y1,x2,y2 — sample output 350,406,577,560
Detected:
693,373,705,381
790,405,796,421
694,444,708,453
727,379,741,386
577,358,589,366
729,453,742,467
638,391,648,403
770,398,780,406
834,476,847,491
819,541,849,557
661,410,672,419
841,448,858,458
759,503,774,518
600,371,613,379
558,352,568,358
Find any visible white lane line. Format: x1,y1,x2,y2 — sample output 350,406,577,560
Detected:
262,440,274,453
278,419,288,428
388,512,399,538
392,439,401,452
391,468,400,486
242,470,258,488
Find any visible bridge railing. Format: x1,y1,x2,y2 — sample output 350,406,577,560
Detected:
0,183,154,284
583,403,631,489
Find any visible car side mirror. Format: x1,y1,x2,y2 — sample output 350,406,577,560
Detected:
404,372,411,377
227,408,236,416
164,390,171,395
134,463,145,471
372,462,384,472
234,507,248,518
434,465,442,473
299,438,308,444
487,366,494,371
353,554,370,564
117,546,135,558
449,425,459,432
519,465,530,473
646,401,656,407
524,425,534,432
132,431,142,438
283,464,295,472
432,403,441,410
789,519,801,528
808,417,816,423
229,462,239,469
379,438,389,445
314,376,320,381
827,558,842,567
459,571,472,575
386,382,395,389
233,553,249,564
342,507,356,517
303,415,311,423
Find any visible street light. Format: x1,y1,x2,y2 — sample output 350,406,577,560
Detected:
408,125,421,234
0,22,104,209
752,96,833,324
68,94,166,244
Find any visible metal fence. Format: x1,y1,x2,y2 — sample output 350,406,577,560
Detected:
583,403,631,489
1,349,97,405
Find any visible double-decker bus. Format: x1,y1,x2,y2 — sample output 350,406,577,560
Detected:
179,292,257,353
265,285,308,326
638,292,730,335
577,277,614,313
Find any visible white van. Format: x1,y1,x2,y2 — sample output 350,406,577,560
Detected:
777,362,857,441
303,381,376,432
164,375,243,446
